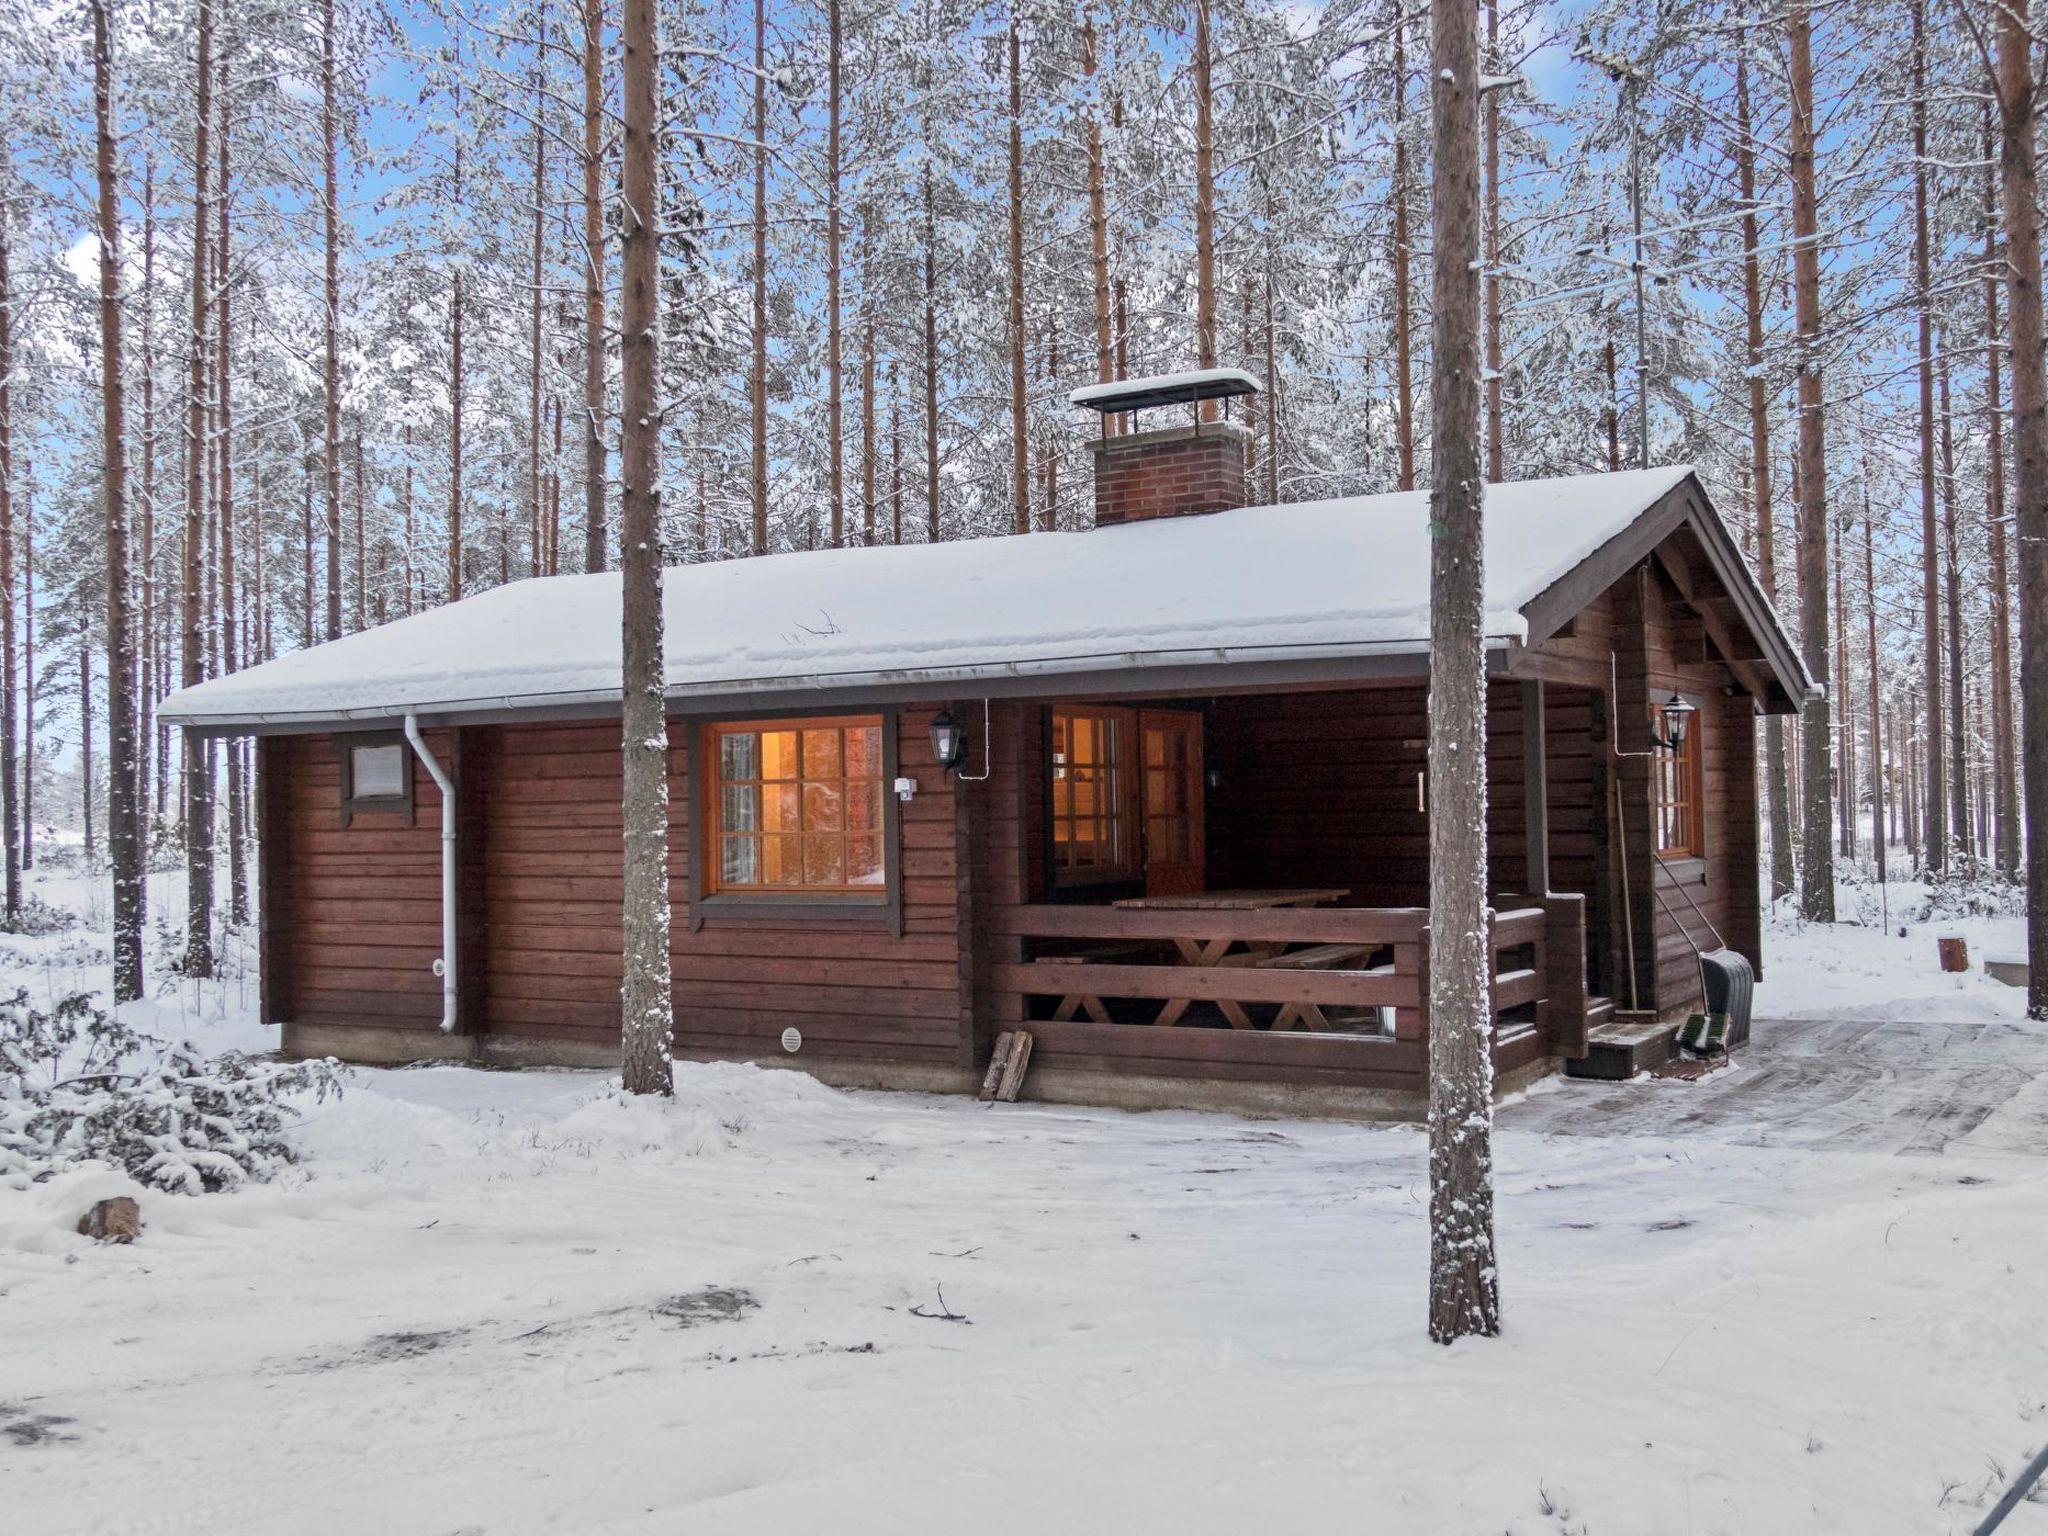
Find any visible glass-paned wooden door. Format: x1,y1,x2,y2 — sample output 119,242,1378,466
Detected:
1139,710,1205,896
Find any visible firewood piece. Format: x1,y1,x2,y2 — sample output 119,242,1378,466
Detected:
1938,936,1970,973
978,1032,1014,1101
994,1029,1034,1103
77,1197,140,1244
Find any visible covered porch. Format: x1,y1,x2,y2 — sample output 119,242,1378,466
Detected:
968,679,1609,1109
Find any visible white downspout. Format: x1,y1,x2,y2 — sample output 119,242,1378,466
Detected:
403,711,459,1034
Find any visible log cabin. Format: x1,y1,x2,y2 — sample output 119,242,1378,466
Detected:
159,369,1817,1117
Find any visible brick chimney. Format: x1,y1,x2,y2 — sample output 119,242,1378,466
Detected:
1069,368,1260,528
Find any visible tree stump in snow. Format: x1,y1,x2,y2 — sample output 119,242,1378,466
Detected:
77,1197,140,1244
1938,937,1970,974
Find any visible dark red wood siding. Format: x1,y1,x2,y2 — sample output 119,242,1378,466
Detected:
262,710,967,1070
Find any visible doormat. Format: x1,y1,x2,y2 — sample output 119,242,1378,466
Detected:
1650,1054,1731,1083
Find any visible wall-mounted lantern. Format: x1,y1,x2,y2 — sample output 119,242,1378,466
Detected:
929,708,970,773
1655,693,1697,753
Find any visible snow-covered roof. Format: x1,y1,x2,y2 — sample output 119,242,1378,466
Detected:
160,466,1802,731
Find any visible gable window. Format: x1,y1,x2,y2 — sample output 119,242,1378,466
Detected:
1050,706,1134,883
707,716,886,895
1651,705,1703,858
338,733,413,827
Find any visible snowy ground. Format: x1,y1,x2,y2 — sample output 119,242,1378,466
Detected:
4,868,2045,1535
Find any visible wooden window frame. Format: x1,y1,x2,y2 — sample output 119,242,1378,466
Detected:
1048,704,1140,889
336,730,414,829
1651,699,1704,860
687,710,901,934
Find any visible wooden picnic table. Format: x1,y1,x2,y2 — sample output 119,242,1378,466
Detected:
1108,888,1354,1028
1111,887,1351,912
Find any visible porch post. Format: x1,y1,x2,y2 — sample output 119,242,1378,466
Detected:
1521,679,1550,896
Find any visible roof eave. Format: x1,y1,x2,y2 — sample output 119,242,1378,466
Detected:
1515,471,1818,711
158,633,1525,737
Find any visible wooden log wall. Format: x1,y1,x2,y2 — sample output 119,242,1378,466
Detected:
262,708,969,1070
1201,681,1601,912
259,729,454,1035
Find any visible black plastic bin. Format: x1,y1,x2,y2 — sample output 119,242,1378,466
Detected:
1699,948,1755,1050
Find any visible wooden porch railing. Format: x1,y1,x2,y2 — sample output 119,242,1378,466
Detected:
993,893,1589,1062
994,904,1427,1037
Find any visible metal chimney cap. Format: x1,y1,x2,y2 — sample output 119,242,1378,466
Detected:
1068,366,1260,415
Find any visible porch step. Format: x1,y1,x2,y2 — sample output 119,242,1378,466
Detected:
1564,1011,1679,1082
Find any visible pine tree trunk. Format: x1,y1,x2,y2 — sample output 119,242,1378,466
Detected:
827,0,844,548
356,432,369,623
91,0,142,998
1390,1,1415,492
1863,496,1886,884
401,421,415,610
449,56,467,608
860,319,875,544
301,455,314,647
1262,260,1279,503
1603,338,1619,471
617,0,672,1097
890,372,903,544
1787,1,1835,923
218,90,247,928
922,163,940,544
1939,346,1971,865
449,267,464,599
1482,0,1502,483
1084,12,1113,407
1007,16,1029,535
184,0,216,977
1834,526,1853,857
1425,0,1497,1346
1736,43,1794,903
138,148,155,845
253,460,265,658
529,16,547,578
20,488,31,873
582,0,607,573
749,0,768,556
322,0,343,641
549,395,563,574
1985,112,2021,882
0,135,18,927
1193,0,1217,385
1042,325,1059,530
1912,0,1947,872
80,648,95,868
1993,0,2048,1017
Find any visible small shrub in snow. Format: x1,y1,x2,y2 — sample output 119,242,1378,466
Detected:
0,896,78,937
1919,864,2025,922
0,989,346,1194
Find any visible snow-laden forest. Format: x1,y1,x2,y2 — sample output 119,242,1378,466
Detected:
0,0,2039,983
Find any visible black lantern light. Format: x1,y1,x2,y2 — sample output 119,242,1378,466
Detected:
929,708,970,772
1657,693,1697,753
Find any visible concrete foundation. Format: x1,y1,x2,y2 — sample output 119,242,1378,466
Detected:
284,1021,1557,1124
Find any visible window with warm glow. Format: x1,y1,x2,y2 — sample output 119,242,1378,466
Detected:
1652,707,1703,857
1051,707,1133,881
708,717,886,895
